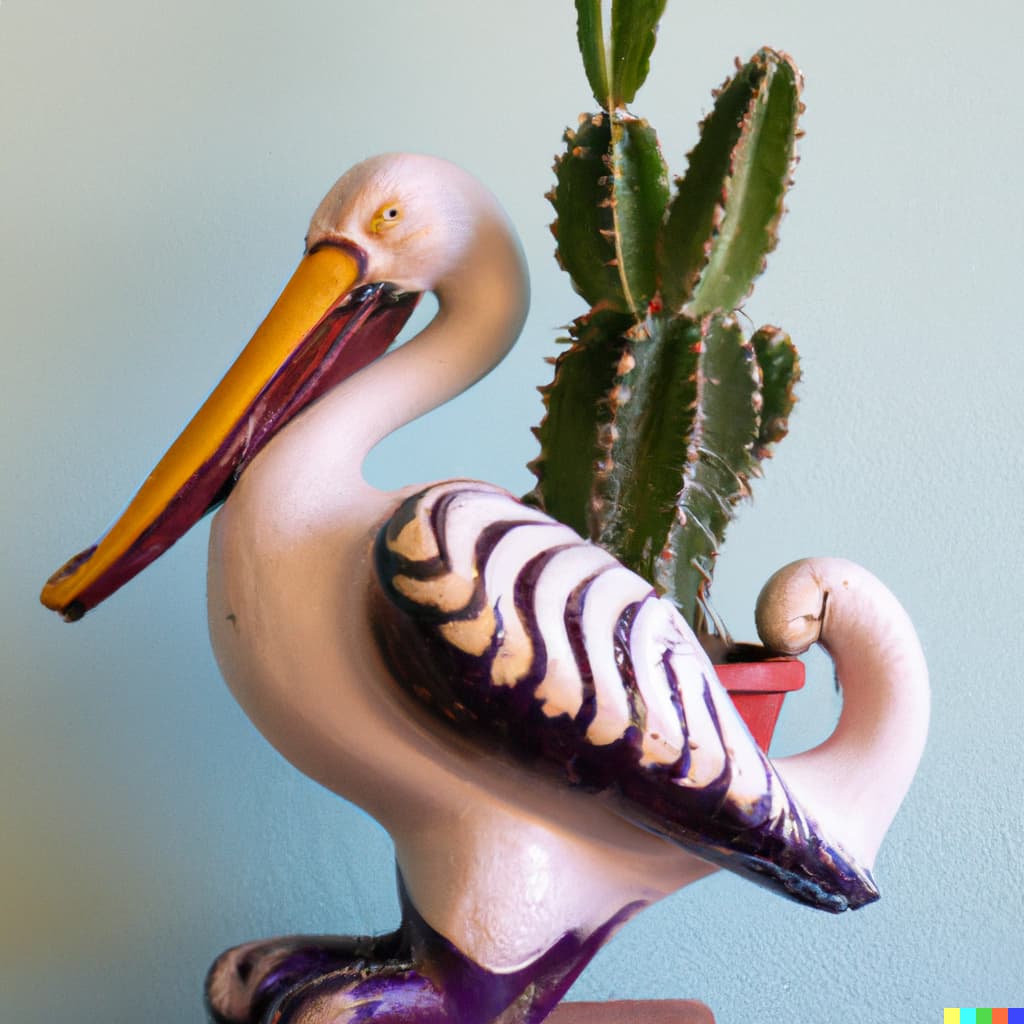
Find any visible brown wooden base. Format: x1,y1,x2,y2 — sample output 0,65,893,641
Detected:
549,1000,715,1023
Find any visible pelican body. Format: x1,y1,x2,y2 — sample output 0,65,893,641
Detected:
41,154,928,1024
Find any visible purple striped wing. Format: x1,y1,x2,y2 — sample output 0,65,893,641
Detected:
372,481,877,912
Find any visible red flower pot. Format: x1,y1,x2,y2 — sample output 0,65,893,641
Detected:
717,645,805,750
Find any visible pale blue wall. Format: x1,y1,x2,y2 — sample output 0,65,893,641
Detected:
3,1,1022,1020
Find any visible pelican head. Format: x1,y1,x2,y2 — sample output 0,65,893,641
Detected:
40,153,527,622
309,153,499,294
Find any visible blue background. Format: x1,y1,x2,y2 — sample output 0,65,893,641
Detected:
3,1,1022,1020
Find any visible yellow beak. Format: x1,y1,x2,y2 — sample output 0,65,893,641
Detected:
41,242,419,620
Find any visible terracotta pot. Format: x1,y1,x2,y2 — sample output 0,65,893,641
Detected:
718,645,805,750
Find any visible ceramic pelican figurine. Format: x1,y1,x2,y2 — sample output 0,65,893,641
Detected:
41,154,929,1024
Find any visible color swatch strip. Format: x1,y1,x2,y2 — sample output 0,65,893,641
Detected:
944,1010,1023,1023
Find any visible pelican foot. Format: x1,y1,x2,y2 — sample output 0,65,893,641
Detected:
262,964,447,1024
205,931,407,1024
206,875,643,1024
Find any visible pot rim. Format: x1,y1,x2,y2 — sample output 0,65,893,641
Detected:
715,644,805,694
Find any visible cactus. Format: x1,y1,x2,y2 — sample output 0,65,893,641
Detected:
527,1,803,641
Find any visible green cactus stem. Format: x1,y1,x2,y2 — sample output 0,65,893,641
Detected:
527,1,804,640
659,49,803,317
575,0,667,111
595,315,761,626
549,113,668,315
752,325,800,459
526,309,634,538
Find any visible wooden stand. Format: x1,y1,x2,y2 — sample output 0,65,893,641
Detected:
550,1000,715,1023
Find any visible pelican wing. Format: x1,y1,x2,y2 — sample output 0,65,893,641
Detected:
373,482,877,912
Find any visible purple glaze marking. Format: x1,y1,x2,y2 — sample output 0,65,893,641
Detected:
564,573,601,735
612,600,646,731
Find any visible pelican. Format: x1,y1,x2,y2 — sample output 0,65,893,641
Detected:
41,154,928,1024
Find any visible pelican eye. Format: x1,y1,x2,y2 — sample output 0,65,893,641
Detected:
371,204,403,233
